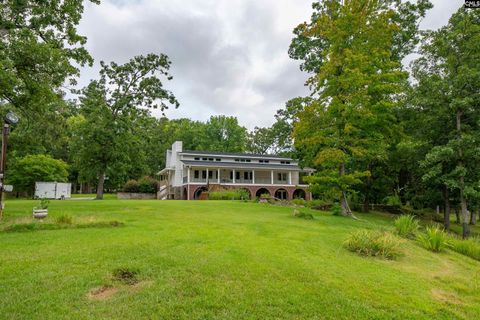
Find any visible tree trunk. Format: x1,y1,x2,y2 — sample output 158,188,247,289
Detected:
339,163,354,217
443,186,450,231
363,163,373,213
96,172,106,200
470,208,477,225
460,194,469,239
456,110,469,239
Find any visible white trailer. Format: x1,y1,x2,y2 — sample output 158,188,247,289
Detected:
35,182,72,199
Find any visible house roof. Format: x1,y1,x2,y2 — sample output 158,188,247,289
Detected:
180,150,293,160
181,160,302,170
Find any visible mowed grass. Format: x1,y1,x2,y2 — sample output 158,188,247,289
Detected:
0,200,479,319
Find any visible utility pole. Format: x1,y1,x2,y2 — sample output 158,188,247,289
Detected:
0,112,20,220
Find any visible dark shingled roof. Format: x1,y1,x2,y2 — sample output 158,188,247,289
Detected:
181,160,301,170
180,150,293,160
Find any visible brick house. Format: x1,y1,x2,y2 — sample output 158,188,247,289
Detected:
158,141,313,200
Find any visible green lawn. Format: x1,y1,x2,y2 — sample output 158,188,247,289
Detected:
0,200,479,319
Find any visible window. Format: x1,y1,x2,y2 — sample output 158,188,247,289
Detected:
202,170,207,179
202,157,208,161
278,173,287,181
259,159,270,163
236,172,240,180
280,161,291,164
216,158,221,162
208,158,214,161
235,159,240,162
246,159,251,162
194,157,200,161
244,172,252,180
194,170,199,179
230,171,233,179
208,171,213,179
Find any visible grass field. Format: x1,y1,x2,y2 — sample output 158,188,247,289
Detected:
0,199,479,319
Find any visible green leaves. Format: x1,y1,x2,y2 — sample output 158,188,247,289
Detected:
7,154,69,194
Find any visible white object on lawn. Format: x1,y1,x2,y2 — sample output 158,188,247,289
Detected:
34,182,71,199
32,209,48,219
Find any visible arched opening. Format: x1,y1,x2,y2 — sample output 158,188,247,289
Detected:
293,189,306,200
255,188,270,198
275,188,288,200
194,186,208,200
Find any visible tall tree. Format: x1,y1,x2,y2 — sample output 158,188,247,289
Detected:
289,0,431,216
72,54,179,199
412,8,480,238
0,0,97,116
198,116,247,153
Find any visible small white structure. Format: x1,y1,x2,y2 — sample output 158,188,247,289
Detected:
35,182,71,199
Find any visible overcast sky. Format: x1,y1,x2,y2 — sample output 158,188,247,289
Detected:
77,0,465,130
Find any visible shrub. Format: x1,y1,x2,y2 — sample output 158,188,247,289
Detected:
383,194,402,206
138,176,158,193
417,226,448,252
344,230,402,260
448,236,480,262
292,209,314,220
55,214,73,225
209,189,250,200
123,180,140,193
291,198,307,206
331,203,342,216
394,215,419,239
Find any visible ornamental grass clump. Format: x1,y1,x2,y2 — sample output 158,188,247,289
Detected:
448,236,480,262
394,215,419,239
417,226,448,253
343,230,402,260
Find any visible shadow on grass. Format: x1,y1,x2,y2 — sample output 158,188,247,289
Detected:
2,220,124,233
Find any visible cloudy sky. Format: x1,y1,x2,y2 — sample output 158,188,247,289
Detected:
77,0,465,130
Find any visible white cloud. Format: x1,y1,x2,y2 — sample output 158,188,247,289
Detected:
76,0,464,129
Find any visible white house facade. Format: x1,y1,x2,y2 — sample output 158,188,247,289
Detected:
158,141,313,200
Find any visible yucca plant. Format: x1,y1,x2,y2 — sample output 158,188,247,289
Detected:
417,226,448,252
344,230,402,260
394,215,419,239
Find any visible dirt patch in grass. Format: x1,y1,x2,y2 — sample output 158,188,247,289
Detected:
431,288,464,305
112,268,139,285
87,286,119,301
87,268,150,301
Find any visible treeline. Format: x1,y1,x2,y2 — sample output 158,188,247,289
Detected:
1,1,479,237
287,1,480,237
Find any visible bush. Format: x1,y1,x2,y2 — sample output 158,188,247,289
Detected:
55,214,73,225
448,236,480,261
123,180,140,193
209,188,250,200
292,209,314,220
394,215,419,239
331,203,342,216
344,230,402,260
383,194,402,206
291,198,307,206
138,176,158,193
417,226,448,252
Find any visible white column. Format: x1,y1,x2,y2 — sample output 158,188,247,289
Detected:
206,168,209,183
271,170,274,185
233,169,236,184
288,172,292,185
252,170,255,184
217,169,220,184
187,167,190,183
